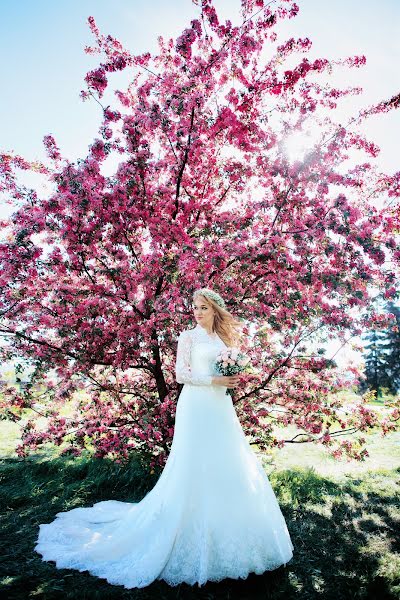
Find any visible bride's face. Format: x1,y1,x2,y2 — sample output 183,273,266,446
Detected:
192,296,214,328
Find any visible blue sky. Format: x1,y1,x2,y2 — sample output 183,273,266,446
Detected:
1,0,399,166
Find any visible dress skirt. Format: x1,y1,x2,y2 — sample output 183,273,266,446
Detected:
35,382,293,588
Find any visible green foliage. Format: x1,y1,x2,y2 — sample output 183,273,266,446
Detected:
270,467,339,507
361,302,400,397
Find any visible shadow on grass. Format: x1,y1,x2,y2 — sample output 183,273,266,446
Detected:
0,453,399,600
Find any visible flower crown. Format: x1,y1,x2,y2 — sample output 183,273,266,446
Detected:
194,288,226,309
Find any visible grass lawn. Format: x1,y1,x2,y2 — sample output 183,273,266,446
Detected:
0,417,399,599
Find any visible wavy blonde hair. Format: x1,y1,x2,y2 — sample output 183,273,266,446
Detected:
192,289,244,349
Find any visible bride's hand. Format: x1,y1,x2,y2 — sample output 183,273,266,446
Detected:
212,375,241,388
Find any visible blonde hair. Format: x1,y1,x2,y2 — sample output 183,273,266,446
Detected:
192,289,244,348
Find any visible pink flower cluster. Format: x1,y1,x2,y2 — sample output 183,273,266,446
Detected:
215,348,251,396
216,347,250,370
0,0,399,465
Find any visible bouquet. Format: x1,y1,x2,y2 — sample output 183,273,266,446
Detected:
214,347,251,396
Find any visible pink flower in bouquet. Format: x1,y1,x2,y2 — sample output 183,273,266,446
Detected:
239,356,251,366
214,347,252,396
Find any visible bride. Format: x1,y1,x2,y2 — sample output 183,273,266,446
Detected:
35,287,294,588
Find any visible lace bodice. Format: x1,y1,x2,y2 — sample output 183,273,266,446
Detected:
175,324,227,386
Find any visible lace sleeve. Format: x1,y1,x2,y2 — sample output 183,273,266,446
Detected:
175,330,213,386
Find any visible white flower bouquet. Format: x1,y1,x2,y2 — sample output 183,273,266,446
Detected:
214,347,251,396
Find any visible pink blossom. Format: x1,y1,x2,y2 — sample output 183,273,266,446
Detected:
0,0,398,466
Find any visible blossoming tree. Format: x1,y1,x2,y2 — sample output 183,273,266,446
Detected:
1,0,399,468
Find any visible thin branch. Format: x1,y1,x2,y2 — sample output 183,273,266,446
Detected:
283,426,360,443
0,301,21,317
173,106,196,218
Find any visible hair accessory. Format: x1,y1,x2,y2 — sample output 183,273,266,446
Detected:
194,288,226,309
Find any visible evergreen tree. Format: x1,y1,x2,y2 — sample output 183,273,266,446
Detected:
361,302,400,397
383,303,400,391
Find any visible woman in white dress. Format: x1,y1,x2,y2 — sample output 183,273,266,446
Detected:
34,287,294,588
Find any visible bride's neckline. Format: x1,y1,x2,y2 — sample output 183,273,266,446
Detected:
194,323,218,338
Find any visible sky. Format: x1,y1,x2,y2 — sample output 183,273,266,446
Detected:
1,0,399,166
0,0,399,368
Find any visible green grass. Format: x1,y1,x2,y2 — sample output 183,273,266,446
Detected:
0,448,399,600
1,408,399,599
262,427,400,478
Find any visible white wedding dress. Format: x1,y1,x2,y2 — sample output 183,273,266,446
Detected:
35,323,293,588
